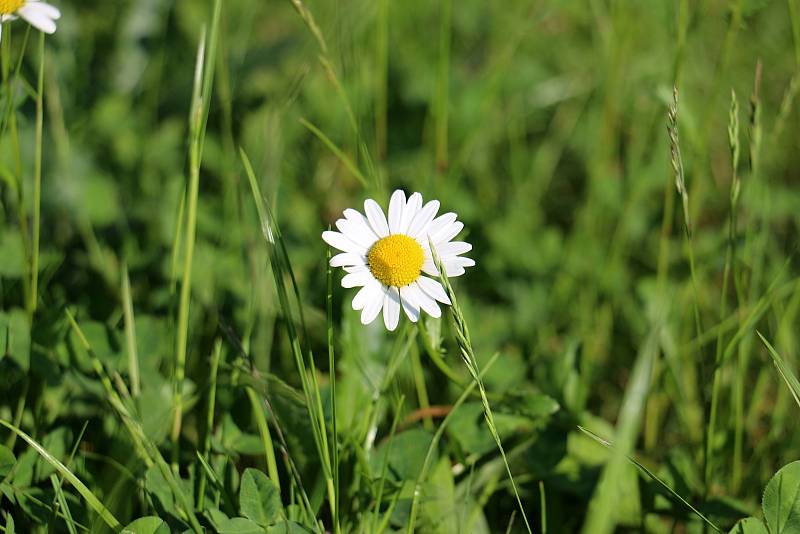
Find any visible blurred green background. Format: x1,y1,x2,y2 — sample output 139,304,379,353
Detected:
2,0,800,532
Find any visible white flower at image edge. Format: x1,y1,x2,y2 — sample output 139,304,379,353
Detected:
0,0,60,41
323,190,474,331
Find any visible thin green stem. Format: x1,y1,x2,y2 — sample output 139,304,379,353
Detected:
197,339,222,510
326,246,340,534
171,30,207,468
28,32,44,317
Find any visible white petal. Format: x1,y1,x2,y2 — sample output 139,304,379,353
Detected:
417,276,451,305
361,287,386,325
424,213,457,241
330,252,366,268
343,264,369,274
341,270,373,288
408,200,440,238
19,4,57,33
431,221,464,245
405,282,441,318
421,258,439,277
387,190,406,234
335,218,378,249
322,230,367,255
364,199,390,238
444,257,474,277
26,2,60,19
383,287,401,331
437,241,472,257
398,192,422,234
343,208,379,240
352,282,381,310
399,288,420,322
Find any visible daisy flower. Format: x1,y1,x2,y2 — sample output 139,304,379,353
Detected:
0,1,60,42
323,190,474,331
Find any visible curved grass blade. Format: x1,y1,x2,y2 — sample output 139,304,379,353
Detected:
758,331,800,409
0,419,121,529
577,426,721,533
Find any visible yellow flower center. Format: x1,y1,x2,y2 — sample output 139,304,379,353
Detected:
0,0,24,15
368,234,424,287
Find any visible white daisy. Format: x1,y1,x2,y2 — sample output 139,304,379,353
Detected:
323,189,475,331
0,1,60,42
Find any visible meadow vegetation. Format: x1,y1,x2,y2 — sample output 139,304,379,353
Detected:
1,0,800,532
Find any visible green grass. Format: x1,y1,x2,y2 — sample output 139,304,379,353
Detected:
2,0,800,532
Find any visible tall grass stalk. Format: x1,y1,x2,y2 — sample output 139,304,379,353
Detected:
719,89,742,490
434,0,451,174
326,246,341,534
242,149,337,533
667,87,710,490
28,32,44,316
172,0,222,467
375,0,388,161
289,0,357,135
429,243,533,534
121,262,140,398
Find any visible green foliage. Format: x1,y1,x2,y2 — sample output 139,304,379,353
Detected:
239,468,282,527
0,0,799,532
763,462,800,534
122,517,171,534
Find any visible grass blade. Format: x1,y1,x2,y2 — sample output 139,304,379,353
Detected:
758,331,800,410
578,426,722,533
581,330,658,534
0,419,120,529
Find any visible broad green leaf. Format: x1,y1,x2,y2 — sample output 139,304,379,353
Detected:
372,428,435,480
0,445,15,479
265,521,313,533
239,468,282,527
728,518,769,534
419,457,458,534
121,516,170,534
217,517,266,534
763,461,800,534
145,464,175,512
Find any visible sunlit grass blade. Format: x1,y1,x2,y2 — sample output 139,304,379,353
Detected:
0,419,120,529
299,118,367,187
197,339,223,510
758,332,800,410
581,331,657,534
242,148,335,532
28,32,44,316
121,262,140,398
578,426,722,533
49,474,79,534
326,245,340,534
